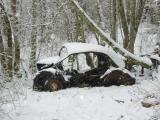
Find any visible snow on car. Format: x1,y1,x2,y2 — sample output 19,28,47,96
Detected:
33,43,135,91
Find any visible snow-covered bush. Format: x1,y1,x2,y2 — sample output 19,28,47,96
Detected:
0,77,27,120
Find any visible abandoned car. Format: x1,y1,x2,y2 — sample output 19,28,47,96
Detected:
33,43,135,91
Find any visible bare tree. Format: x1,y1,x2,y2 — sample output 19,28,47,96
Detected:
117,0,129,49
111,0,117,41
0,25,4,69
117,0,146,53
0,1,13,78
10,0,20,73
30,0,38,74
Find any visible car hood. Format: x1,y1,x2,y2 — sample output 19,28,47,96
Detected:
37,56,60,65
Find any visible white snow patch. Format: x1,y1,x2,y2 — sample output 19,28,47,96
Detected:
138,56,153,66
150,54,160,62
37,56,60,64
40,68,57,74
101,67,135,79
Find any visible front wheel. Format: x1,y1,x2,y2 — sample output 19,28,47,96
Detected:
48,79,63,91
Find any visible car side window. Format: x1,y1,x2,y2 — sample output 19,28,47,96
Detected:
61,53,113,72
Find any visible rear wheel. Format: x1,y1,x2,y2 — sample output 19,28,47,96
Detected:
103,69,135,86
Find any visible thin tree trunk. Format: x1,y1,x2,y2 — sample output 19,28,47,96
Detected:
0,1,13,78
76,11,85,42
96,0,105,29
128,0,146,53
128,0,136,53
30,0,38,74
39,0,46,53
11,0,20,73
0,26,4,69
111,0,117,41
126,0,130,24
57,0,71,41
117,0,129,49
135,0,146,32
0,13,6,76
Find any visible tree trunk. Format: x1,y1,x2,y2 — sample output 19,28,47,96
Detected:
57,0,71,41
111,0,117,41
135,0,146,32
128,0,136,53
96,0,105,29
0,26,5,69
0,2,13,78
117,0,129,49
11,0,20,73
126,0,130,24
40,0,46,41
128,0,146,53
30,0,38,74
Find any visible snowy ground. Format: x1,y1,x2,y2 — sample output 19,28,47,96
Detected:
1,73,160,120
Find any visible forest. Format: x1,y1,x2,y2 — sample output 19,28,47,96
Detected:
0,0,160,120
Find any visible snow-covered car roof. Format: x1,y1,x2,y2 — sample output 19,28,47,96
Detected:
60,43,125,68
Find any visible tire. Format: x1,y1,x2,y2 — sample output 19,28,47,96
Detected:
103,69,135,86
33,70,64,91
33,71,54,91
48,79,63,92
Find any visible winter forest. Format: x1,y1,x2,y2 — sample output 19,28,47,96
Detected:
0,0,160,120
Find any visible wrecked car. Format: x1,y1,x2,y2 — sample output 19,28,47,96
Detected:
33,43,135,91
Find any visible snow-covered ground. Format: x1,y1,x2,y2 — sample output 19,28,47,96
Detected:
1,72,160,120
1,19,160,120
1,22,159,120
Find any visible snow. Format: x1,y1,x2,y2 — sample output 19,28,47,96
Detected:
2,65,160,120
1,2,160,120
138,56,153,67
40,68,57,74
134,23,159,55
142,97,160,106
2,76,159,120
150,54,160,62
1,64,160,120
101,67,135,79
62,43,125,68
37,56,60,64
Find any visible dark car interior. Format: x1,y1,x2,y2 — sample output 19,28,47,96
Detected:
58,52,117,87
